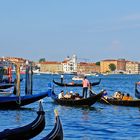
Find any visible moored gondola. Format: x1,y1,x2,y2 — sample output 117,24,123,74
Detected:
0,101,45,139
0,86,14,96
2,77,23,84
0,83,14,89
0,89,49,109
51,90,104,107
41,109,63,140
53,79,101,87
135,82,140,99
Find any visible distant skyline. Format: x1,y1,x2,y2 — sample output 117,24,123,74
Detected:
0,0,140,62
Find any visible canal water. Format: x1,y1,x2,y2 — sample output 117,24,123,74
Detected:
0,74,140,140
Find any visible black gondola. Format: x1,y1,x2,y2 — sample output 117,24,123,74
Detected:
0,89,49,109
53,79,101,87
99,97,140,107
41,110,63,140
51,90,104,107
0,101,45,139
90,90,140,107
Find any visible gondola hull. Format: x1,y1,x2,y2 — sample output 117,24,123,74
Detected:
53,79,101,87
41,115,63,140
90,90,140,107
0,83,14,89
135,82,140,99
0,91,49,109
51,90,104,107
100,97,140,107
0,102,45,139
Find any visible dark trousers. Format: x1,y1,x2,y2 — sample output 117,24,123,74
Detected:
61,78,63,84
82,87,88,98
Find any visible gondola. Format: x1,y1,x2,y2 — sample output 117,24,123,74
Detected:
0,83,14,89
0,78,23,89
135,82,140,99
41,110,63,140
0,86,14,96
2,77,23,84
0,101,45,139
53,78,101,87
0,89,49,109
99,97,140,107
51,90,104,107
90,89,140,107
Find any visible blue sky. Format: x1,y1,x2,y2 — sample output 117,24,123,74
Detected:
0,0,140,62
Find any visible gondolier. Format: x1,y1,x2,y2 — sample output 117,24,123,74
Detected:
82,76,90,98
60,75,64,84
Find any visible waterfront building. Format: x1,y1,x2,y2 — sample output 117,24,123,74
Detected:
39,61,63,74
126,61,140,74
77,62,100,74
100,59,126,73
62,54,77,74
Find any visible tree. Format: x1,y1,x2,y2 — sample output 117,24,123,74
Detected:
39,58,46,63
108,63,116,71
96,62,100,66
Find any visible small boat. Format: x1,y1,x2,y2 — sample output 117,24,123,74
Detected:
0,101,45,139
90,89,140,107
51,90,104,107
72,75,84,81
135,82,140,99
41,110,63,140
0,83,14,89
0,89,49,109
53,79,101,87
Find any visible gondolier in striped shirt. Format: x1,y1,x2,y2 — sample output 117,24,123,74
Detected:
82,76,90,98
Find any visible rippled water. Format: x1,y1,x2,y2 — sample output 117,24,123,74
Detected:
0,74,140,140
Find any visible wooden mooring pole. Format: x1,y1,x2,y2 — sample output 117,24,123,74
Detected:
15,63,21,96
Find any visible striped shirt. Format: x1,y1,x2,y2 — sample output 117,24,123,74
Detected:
82,79,90,87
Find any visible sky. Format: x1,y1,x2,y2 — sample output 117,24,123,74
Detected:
0,0,140,62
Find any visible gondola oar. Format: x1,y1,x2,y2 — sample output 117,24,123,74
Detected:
89,88,112,105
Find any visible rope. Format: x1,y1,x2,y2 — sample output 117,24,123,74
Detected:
16,96,21,105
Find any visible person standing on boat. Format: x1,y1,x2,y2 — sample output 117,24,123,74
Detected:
82,76,90,98
60,74,64,84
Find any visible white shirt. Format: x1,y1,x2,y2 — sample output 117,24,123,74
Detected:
58,92,63,99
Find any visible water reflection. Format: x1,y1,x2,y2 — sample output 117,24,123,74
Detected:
82,110,89,121
15,110,21,122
